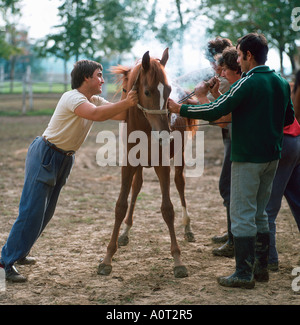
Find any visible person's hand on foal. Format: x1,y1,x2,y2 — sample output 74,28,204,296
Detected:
126,90,138,107
167,98,182,114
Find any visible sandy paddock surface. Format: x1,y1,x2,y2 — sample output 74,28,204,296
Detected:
0,115,299,307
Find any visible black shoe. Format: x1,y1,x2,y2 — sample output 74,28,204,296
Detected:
254,232,270,282
268,262,279,272
16,256,36,265
218,236,255,289
212,233,228,244
213,241,234,257
5,265,27,283
213,207,234,257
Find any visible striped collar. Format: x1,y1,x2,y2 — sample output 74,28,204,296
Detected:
242,65,274,78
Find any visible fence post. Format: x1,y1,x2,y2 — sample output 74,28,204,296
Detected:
0,66,4,94
22,70,27,114
22,66,33,114
28,66,33,111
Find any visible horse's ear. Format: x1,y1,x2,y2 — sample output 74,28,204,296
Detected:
142,51,150,71
160,48,169,67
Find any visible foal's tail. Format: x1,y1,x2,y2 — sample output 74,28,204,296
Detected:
185,118,198,137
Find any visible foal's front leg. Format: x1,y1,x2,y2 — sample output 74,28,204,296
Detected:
98,165,136,275
154,166,188,278
118,166,143,246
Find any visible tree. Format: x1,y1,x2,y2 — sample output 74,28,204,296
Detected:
35,0,100,90
55,0,99,62
36,0,146,62
146,0,200,45
35,0,148,87
0,33,17,60
0,0,23,92
93,0,146,60
201,0,300,74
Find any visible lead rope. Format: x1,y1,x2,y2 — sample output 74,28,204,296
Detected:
172,120,232,128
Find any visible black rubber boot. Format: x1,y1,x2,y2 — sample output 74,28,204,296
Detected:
218,236,255,289
254,232,270,282
213,206,234,257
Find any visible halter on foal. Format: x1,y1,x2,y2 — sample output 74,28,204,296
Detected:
98,48,196,278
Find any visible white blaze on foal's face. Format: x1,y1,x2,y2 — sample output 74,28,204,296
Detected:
157,82,165,110
144,81,170,136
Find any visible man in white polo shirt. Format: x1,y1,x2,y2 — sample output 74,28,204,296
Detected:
0,59,138,282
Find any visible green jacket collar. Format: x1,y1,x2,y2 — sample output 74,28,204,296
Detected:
241,65,274,78
247,65,274,75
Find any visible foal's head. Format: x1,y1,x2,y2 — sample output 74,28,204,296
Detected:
132,48,171,132
113,49,172,133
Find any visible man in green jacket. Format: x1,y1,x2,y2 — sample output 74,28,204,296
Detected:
168,33,295,289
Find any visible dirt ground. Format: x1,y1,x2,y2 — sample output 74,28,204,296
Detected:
0,114,299,306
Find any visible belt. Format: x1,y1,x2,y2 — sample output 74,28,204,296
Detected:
42,137,75,156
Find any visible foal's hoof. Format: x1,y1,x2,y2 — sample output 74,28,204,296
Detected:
184,231,195,242
174,265,188,278
97,263,112,276
118,234,129,246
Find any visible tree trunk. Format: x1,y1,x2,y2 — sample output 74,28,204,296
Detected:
288,54,296,74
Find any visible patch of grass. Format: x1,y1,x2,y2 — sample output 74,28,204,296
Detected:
0,109,55,116
0,82,117,94
0,82,70,94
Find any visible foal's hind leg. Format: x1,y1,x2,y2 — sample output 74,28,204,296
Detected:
154,166,188,278
98,165,136,276
174,164,195,242
118,166,143,246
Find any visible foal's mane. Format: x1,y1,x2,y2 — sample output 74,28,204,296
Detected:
110,65,131,94
110,57,167,93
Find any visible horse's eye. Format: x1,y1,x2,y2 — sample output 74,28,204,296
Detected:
144,90,150,97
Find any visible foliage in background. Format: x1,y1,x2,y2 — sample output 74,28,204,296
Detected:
36,0,146,63
0,0,25,92
201,0,300,73
0,0,299,95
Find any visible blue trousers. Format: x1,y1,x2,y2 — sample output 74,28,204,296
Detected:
230,160,279,237
1,137,74,270
266,134,300,264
